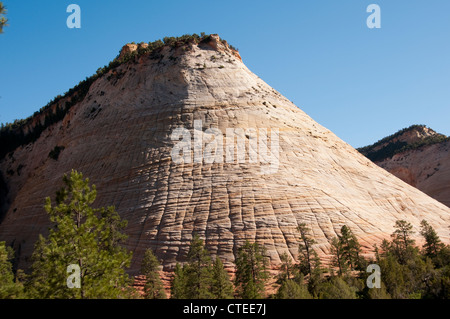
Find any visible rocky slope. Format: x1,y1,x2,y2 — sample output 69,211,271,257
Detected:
1,35,450,273
359,125,450,207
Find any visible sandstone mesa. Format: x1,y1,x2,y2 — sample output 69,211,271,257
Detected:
0,35,449,274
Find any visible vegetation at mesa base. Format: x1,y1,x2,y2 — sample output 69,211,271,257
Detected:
1,171,450,299
0,33,237,160
170,233,236,299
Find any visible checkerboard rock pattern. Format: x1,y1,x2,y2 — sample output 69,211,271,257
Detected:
1,35,449,273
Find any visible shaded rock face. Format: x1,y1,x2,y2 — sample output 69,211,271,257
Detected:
0,172,8,223
1,36,450,273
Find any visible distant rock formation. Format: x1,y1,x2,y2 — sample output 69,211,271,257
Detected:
359,125,450,207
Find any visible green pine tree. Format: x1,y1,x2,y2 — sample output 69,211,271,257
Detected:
211,257,234,299
0,242,24,298
170,263,187,299
275,276,312,299
234,240,269,299
435,244,450,269
183,233,214,299
296,223,324,296
330,237,347,276
339,225,366,271
419,220,444,259
27,170,133,299
305,254,323,298
377,228,431,299
278,252,295,283
376,239,392,262
317,276,357,299
141,249,166,299
297,223,318,276
391,220,416,264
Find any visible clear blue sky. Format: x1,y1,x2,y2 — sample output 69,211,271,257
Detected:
0,0,449,148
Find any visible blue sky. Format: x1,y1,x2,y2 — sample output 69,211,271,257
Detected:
0,0,449,148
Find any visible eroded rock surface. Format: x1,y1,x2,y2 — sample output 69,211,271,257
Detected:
1,36,449,273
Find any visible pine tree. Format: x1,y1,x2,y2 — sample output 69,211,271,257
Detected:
392,220,415,248
339,225,365,271
275,252,315,299
391,220,416,264
317,276,357,299
379,239,392,259
27,170,133,299
330,237,346,276
435,244,450,269
170,263,187,299
211,257,234,299
278,252,295,283
234,241,269,299
0,2,7,34
296,223,324,296
183,233,213,299
419,220,444,259
297,223,316,276
141,249,166,299
0,242,24,298
378,228,431,299
275,274,312,299
305,252,323,298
